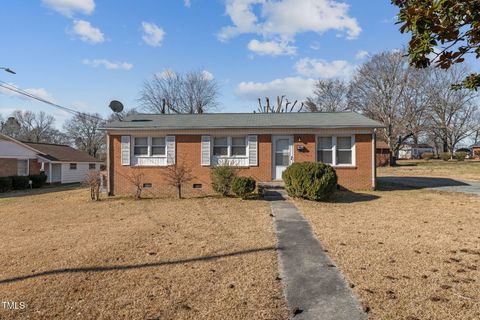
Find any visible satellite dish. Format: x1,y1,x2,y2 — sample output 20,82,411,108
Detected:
109,100,124,113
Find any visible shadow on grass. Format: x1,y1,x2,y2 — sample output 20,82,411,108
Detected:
377,176,470,191
0,246,278,285
329,190,380,203
0,183,82,199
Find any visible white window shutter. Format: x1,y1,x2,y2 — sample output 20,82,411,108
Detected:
121,136,131,166
201,136,211,166
248,135,258,166
166,135,176,165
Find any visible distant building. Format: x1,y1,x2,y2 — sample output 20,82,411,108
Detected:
398,143,435,160
471,142,480,159
376,140,391,166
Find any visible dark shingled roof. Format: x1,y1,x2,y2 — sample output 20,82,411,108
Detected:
22,142,103,163
104,112,384,130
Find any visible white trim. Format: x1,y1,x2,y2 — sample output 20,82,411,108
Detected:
107,133,110,194
272,135,294,181
372,130,377,190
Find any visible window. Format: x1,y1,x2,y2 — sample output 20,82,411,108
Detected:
89,163,96,170
231,137,247,156
17,160,28,176
213,137,228,156
317,137,333,164
134,137,148,156
151,137,166,156
70,163,77,170
336,137,353,165
213,136,247,157
317,136,354,166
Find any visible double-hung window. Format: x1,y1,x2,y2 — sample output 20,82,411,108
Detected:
134,137,148,156
213,136,247,157
151,137,166,156
317,136,354,166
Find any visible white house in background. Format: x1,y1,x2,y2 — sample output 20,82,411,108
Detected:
0,133,103,184
398,143,435,160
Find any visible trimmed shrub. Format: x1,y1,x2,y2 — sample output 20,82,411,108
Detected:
439,152,451,161
29,172,47,188
211,165,236,196
11,176,30,190
0,177,13,192
455,151,468,162
421,152,434,161
231,176,256,199
282,162,337,201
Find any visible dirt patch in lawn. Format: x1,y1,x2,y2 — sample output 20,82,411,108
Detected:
296,189,480,320
0,189,287,319
379,159,480,181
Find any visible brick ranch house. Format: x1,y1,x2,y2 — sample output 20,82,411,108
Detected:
0,133,103,184
105,112,384,197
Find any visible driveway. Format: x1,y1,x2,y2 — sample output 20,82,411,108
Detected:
379,176,480,196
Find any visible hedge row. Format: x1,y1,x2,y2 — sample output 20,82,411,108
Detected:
0,173,48,192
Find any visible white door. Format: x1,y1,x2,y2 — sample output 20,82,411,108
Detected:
273,136,293,180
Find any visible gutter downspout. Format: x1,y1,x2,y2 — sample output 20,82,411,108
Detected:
106,133,111,196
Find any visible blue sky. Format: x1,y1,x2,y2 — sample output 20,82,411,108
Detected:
0,0,461,128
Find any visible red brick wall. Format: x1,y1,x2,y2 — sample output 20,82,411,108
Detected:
109,133,374,197
0,159,18,177
30,159,41,175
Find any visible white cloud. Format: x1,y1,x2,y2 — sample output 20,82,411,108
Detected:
202,70,214,80
355,50,369,60
0,83,55,102
218,0,361,55
295,58,353,78
247,39,296,56
184,0,191,7
236,77,315,100
142,22,165,47
71,20,104,44
82,59,133,70
42,0,95,17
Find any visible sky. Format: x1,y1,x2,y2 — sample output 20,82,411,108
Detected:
1,0,474,129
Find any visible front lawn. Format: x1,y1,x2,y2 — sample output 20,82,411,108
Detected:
0,189,287,319
296,189,480,320
378,159,480,181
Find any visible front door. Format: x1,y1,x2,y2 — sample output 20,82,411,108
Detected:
272,136,293,180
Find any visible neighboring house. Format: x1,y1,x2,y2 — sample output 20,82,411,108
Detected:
376,140,391,167
0,133,103,183
471,142,480,159
398,143,435,160
104,112,384,197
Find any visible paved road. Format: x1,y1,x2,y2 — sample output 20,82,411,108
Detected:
379,176,480,196
266,190,366,320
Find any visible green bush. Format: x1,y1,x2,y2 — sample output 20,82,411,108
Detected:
211,165,236,196
10,176,30,190
0,177,13,192
231,176,256,198
282,162,337,201
439,152,451,161
455,151,468,162
29,172,48,188
420,152,434,161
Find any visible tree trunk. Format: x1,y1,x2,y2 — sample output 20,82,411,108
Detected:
177,185,182,199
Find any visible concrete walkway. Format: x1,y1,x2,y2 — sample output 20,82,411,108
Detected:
379,176,480,196
266,190,366,320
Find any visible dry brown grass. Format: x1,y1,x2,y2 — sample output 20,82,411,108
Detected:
0,189,287,320
379,159,480,181
296,189,480,320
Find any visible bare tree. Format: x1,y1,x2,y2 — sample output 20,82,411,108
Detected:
164,163,193,199
0,116,21,138
83,170,102,201
139,70,220,114
348,51,427,165
63,113,105,158
426,66,479,156
255,96,305,113
125,171,145,200
4,110,62,143
305,79,351,112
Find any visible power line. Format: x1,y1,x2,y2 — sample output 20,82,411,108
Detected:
0,80,104,121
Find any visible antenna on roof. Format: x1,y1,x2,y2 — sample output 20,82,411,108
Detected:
109,100,124,113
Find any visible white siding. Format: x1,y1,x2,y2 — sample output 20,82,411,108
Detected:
61,163,99,184
0,140,37,159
